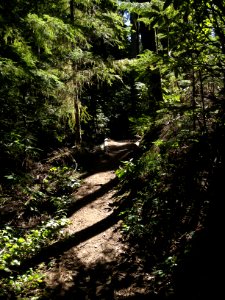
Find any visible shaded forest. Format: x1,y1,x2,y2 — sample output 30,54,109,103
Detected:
1,0,225,299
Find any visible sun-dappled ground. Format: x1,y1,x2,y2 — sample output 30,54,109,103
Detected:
42,139,154,299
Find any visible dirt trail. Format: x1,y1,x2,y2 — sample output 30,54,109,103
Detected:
44,139,151,299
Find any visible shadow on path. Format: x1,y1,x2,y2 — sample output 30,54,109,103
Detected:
67,176,119,217
18,205,123,275
42,256,160,300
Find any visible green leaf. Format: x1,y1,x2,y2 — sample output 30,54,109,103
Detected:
11,259,21,266
4,175,15,180
17,238,26,244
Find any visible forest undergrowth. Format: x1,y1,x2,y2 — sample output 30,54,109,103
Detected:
116,98,225,299
0,147,85,299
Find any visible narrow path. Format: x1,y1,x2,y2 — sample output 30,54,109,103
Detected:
44,140,152,299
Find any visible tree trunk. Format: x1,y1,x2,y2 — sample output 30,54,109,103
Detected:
130,12,139,58
199,70,207,133
139,21,163,113
70,0,82,145
191,67,196,130
74,93,82,145
70,0,74,24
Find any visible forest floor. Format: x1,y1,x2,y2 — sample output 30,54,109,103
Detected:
43,139,153,299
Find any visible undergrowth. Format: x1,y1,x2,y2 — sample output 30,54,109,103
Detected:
0,150,81,299
117,105,225,297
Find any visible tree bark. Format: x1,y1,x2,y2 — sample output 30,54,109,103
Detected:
130,12,139,58
139,21,163,113
70,0,82,145
74,93,82,145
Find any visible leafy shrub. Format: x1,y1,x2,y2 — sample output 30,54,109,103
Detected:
0,217,69,298
0,161,80,298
